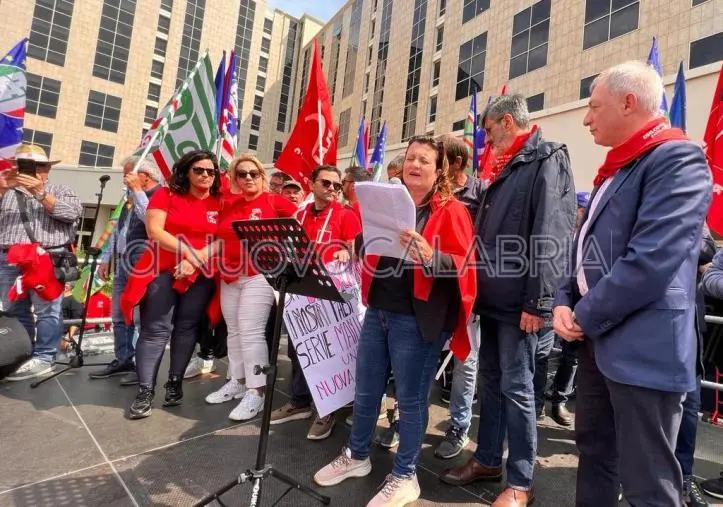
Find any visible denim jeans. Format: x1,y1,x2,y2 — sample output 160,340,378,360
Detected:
474,316,537,490
0,251,62,363
533,327,555,415
349,308,447,478
675,376,702,477
549,340,579,404
112,254,139,363
449,314,480,434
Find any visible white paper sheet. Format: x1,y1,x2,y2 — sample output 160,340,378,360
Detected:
354,181,416,260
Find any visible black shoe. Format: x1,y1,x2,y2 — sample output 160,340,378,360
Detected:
700,472,723,500
163,375,183,406
375,420,400,449
435,426,470,459
89,359,134,379
684,476,709,506
129,386,154,419
119,371,139,386
551,402,574,426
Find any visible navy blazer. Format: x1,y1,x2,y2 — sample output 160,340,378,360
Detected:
554,140,712,393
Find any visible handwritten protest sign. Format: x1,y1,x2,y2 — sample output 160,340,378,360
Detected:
282,262,365,417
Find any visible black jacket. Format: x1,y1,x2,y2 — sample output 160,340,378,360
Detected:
474,129,576,323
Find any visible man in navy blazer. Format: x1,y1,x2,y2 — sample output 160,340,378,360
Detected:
553,61,712,507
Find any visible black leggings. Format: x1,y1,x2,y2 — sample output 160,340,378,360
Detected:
136,272,216,389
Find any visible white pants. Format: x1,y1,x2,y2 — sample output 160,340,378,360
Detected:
220,274,274,389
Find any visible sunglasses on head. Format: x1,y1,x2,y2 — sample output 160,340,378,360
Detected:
236,170,261,180
317,178,342,191
191,166,217,176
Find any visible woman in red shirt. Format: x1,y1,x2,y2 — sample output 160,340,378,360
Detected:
124,150,221,419
205,155,297,421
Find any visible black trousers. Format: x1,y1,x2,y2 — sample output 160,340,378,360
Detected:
136,273,215,389
575,339,685,507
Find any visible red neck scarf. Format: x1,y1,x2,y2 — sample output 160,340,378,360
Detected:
486,125,538,184
594,117,688,187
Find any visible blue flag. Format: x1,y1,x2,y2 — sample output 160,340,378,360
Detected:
213,51,226,126
369,122,387,182
670,61,686,133
646,37,669,115
0,38,27,168
352,117,367,168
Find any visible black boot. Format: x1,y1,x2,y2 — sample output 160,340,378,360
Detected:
129,386,154,419
163,375,183,406
551,402,574,426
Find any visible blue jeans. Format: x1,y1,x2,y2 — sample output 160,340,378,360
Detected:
533,327,555,414
675,376,701,477
349,308,447,478
112,255,139,363
449,314,480,434
0,252,62,362
474,316,537,490
549,340,578,404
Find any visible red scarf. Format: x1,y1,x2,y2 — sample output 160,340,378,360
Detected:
594,117,688,187
485,125,538,184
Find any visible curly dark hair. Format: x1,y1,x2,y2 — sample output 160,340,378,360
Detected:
168,150,221,196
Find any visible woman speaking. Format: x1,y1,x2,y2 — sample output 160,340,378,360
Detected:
313,136,476,506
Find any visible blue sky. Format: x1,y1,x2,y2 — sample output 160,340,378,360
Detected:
267,0,347,22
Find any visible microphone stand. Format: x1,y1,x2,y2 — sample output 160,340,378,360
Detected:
32,175,112,388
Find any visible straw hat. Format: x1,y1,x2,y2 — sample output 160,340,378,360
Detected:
14,144,61,165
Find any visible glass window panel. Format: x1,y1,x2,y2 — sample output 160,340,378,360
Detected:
585,0,611,23
527,43,547,71
509,54,528,79
513,8,531,35
473,33,487,53
511,31,529,58
612,0,635,9
455,79,468,101
690,31,723,69
609,3,638,39
530,19,549,48
583,16,609,49
532,0,551,24
459,40,472,61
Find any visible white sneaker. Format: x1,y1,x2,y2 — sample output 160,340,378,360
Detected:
205,379,247,404
314,447,372,487
229,390,265,421
366,474,420,507
184,356,216,379
5,358,54,381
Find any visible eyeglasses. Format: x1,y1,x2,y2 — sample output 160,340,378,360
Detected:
236,170,261,180
191,166,217,176
317,178,342,192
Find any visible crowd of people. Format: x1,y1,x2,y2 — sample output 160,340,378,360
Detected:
1,60,722,507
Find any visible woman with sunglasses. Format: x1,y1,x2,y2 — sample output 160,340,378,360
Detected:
121,150,221,419
313,136,476,506
204,155,298,421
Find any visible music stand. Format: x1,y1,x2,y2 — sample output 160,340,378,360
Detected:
195,218,343,507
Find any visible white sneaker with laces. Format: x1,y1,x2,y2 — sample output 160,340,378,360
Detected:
314,447,372,487
6,358,54,381
228,390,265,421
184,356,216,379
205,379,247,404
366,474,420,507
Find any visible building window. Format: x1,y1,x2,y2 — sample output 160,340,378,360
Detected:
277,21,298,132
435,26,444,52
144,105,158,124
154,37,167,57
428,95,437,123
151,59,164,79
79,140,115,167
371,0,394,140
28,0,74,66
329,20,343,104
259,55,268,74
248,134,259,150
690,32,723,69
273,141,283,161
23,129,53,156
402,0,428,142
157,14,170,35
75,205,98,251
432,60,441,88
692,0,708,4
362,99,367,116
92,0,136,84
579,74,599,99
264,18,273,35
583,0,639,50
253,94,264,112
452,119,465,131
342,0,363,99
364,72,370,93
85,90,121,133
160,0,173,11
456,32,486,101
176,0,205,87
462,0,490,24
234,1,257,116
256,75,266,92
527,93,545,112
261,37,271,54
338,109,352,148
509,0,550,79
438,0,446,16
147,82,161,102
250,114,261,131
367,45,373,66
26,73,61,119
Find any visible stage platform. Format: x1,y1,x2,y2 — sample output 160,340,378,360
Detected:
1,339,721,507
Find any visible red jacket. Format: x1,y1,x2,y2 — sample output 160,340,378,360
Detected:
360,194,476,361
6,244,64,302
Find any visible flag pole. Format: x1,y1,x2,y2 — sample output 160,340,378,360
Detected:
317,99,324,164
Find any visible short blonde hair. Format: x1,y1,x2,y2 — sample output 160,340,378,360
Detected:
229,154,268,189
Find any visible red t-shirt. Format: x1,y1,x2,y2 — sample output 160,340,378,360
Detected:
347,201,362,223
217,191,298,280
298,200,362,264
148,187,221,250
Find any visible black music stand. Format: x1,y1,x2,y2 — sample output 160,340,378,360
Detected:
195,218,344,507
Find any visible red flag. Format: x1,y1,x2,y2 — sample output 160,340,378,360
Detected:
274,39,336,191
363,122,370,168
705,65,723,235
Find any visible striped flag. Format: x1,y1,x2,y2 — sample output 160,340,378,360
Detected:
369,121,387,182
463,90,478,175
0,39,27,170
218,51,238,170
351,117,367,167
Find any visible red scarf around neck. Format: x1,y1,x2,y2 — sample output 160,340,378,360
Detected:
594,117,688,187
485,124,538,184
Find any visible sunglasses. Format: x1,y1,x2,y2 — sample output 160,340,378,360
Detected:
317,178,342,192
191,166,217,176
236,170,261,180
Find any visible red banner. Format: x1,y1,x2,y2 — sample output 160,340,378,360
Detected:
705,65,723,235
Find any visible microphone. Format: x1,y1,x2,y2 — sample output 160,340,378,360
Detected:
99,175,110,188
389,177,402,185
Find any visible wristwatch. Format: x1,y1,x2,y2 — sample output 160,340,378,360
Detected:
35,190,48,202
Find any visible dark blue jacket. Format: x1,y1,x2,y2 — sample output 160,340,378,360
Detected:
474,129,576,323
555,140,712,393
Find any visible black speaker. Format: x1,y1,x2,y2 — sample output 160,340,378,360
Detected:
0,312,32,380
